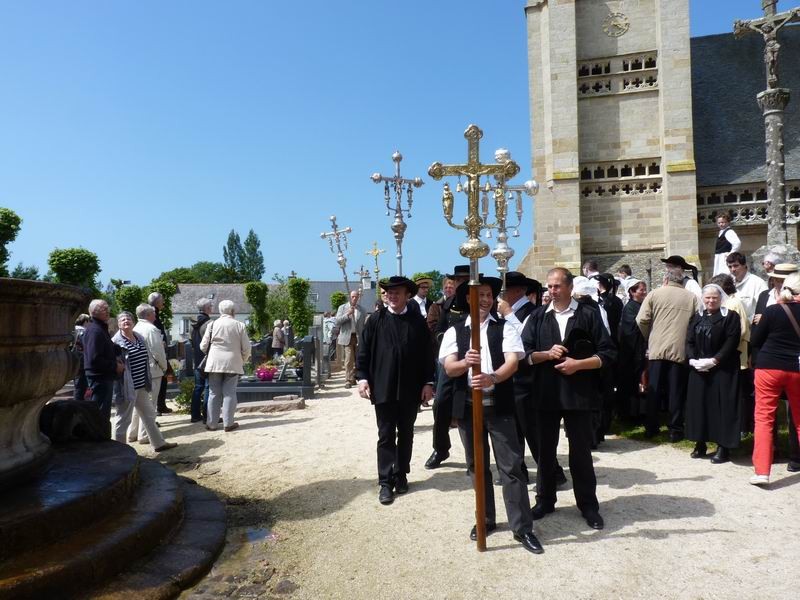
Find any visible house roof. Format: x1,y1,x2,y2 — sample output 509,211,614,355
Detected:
308,281,377,313
691,27,800,188
172,283,260,315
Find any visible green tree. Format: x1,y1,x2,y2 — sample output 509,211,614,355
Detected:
157,261,239,284
287,277,314,338
10,263,39,280
0,207,22,277
266,279,290,329
330,291,347,311
48,247,101,292
116,285,145,316
244,281,269,338
223,230,245,280
144,279,178,331
241,229,265,281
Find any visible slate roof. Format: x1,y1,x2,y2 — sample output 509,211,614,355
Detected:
692,26,800,187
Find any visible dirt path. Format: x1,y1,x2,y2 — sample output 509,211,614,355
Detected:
141,372,800,599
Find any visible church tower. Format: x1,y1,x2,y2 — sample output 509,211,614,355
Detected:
518,0,700,280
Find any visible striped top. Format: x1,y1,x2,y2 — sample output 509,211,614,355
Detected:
119,335,149,390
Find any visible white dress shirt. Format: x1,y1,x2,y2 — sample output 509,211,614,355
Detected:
413,295,427,317
438,314,524,391
545,298,579,341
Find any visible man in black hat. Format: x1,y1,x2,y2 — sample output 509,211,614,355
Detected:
357,276,435,505
440,276,544,554
662,255,702,301
425,265,471,469
522,267,616,530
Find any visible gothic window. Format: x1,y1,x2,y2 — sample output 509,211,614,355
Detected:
740,189,754,202
708,193,721,204
646,76,657,86
622,60,630,72
756,188,768,200
579,65,590,77
645,56,657,69
621,164,632,177
723,191,738,203
622,184,633,194
631,58,643,70
648,163,660,175
592,64,603,75
607,165,619,178
635,183,647,193
593,166,605,179
581,167,592,180
634,164,646,176
756,206,768,219
697,194,706,205
649,182,662,192
595,186,606,196
580,83,590,94
604,62,611,74
789,186,800,198
592,81,604,93
582,187,593,197
610,185,620,195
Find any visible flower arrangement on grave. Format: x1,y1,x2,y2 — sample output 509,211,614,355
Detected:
255,362,278,381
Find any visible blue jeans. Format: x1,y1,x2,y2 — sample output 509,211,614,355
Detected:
191,369,209,421
87,376,114,422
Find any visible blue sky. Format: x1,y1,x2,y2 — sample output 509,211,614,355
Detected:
0,1,779,285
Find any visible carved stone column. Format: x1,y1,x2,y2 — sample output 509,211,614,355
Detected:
757,87,791,246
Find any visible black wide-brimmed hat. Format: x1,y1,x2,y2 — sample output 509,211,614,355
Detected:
379,276,418,295
505,271,538,290
661,255,696,271
454,276,503,312
446,264,471,279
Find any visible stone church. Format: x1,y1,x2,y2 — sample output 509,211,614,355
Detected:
517,0,800,283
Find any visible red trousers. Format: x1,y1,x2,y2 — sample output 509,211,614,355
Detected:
753,369,800,475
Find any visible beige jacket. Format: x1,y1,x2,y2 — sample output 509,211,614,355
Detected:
725,295,751,369
200,314,251,374
636,281,701,363
133,320,167,378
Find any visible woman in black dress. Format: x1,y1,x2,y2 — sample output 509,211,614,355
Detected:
685,284,741,464
615,279,648,423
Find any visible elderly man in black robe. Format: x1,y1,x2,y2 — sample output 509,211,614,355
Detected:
522,267,616,530
357,276,435,505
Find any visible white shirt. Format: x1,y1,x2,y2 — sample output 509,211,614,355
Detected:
683,277,703,303
713,228,742,276
413,295,427,317
545,298,579,341
438,314,524,391
735,272,768,321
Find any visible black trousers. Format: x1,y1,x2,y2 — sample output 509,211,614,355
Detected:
374,401,420,487
459,408,532,534
646,360,688,435
432,374,453,454
157,375,169,412
513,383,565,482
536,409,599,514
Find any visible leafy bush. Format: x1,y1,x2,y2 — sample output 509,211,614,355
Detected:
287,277,313,338
172,378,195,413
330,291,347,311
245,281,269,337
48,247,101,291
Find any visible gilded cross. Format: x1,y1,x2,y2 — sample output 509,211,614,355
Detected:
365,242,385,280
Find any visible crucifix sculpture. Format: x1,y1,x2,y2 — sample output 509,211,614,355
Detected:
428,124,519,552
735,0,800,247
320,216,352,292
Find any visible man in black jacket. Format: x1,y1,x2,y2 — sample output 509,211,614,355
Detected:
149,292,172,415
190,298,214,423
440,276,543,554
522,268,616,530
82,299,124,423
357,276,435,505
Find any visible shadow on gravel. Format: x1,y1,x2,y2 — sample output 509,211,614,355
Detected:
537,493,719,546
162,414,311,437
411,470,473,493
594,465,712,489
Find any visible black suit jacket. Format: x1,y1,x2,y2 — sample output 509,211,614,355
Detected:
522,302,617,411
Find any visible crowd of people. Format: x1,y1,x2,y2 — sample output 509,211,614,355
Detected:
350,250,800,555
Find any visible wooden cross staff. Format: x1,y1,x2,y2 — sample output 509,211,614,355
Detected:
428,124,519,551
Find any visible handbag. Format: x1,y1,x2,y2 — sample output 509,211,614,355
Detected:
196,321,213,375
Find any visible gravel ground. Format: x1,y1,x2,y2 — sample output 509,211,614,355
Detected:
139,372,800,599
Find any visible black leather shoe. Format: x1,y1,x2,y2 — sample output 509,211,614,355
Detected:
582,510,604,530
379,485,394,505
788,460,800,472
710,446,730,464
555,469,568,488
469,522,497,541
690,442,707,459
669,431,684,443
425,451,449,470
514,531,545,554
531,503,555,520
394,475,409,494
